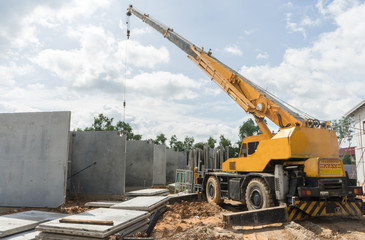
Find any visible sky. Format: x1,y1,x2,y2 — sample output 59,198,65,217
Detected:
1,0,365,145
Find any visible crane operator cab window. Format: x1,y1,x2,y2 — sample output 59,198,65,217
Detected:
240,141,260,157
240,143,247,157
248,141,259,155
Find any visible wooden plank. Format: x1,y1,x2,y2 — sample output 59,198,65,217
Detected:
59,218,113,226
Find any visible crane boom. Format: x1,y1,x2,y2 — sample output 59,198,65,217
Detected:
127,5,305,137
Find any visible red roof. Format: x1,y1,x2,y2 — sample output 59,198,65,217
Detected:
339,147,356,156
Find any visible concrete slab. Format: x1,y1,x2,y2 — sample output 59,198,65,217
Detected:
69,132,126,198
84,201,123,208
0,211,68,238
168,193,199,204
153,145,166,185
2,230,39,240
36,208,150,238
110,196,169,212
0,112,70,208
126,141,154,188
38,219,148,239
126,188,169,196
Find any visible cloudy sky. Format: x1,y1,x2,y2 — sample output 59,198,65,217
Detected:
1,0,365,144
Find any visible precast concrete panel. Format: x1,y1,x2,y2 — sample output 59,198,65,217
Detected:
126,141,154,188
0,111,70,208
166,149,187,183
153,144,166,185
69,132,126,197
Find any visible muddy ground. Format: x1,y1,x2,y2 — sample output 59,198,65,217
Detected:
2,200,365,239
152,201,365,240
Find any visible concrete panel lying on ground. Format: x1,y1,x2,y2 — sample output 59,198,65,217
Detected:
0,211,68,238
84,201,123,208
36,208,150,239
2,230,39,240
153,145,166,185
0,111,70,208
111,196,169,212
69,132,126,199
166,149,187,183
168,193,199,204
126,141,154,188
126,188,169,196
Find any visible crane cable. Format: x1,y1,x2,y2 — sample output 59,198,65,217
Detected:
123,11,131,123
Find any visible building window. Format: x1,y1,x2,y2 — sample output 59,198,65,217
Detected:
363,121,365,134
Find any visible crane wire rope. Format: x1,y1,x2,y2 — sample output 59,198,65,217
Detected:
123,12,131,123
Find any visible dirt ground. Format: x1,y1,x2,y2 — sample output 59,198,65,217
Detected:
152,200,365,240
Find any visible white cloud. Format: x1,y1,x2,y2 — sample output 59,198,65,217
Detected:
240,2,365,120
286,13,307,38
127,71,204,100
300,16,320,26
224,45,243,56
0,0,111,50
316,0,359,16
256,52,269,60
31,25,169,89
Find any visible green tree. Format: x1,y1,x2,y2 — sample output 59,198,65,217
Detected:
83,114,142,140
342,154,353,165
332,116,353,145
219,135,231,148
184,136,194,151
194,142,205,150
207,136,216,149
154,133,167,145
169,135,185,151
84,113,115,131
239,118,260,139
115,121,142,140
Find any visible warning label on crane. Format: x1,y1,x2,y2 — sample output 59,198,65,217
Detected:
319,159,343,176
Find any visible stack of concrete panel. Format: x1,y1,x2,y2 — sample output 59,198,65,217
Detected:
126,188,169,197
68,132,126,200
111,196,169,213
0,211,68,239
0,112,70,208
36,208,150,239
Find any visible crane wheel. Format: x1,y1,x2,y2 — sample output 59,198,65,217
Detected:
245,178,274,210
206,176,223,205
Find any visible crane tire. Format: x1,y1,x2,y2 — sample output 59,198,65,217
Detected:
206,176,223,205
245,178,274,210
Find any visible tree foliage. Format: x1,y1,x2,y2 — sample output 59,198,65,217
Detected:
332,116,353,145
194,142,205,150
83,113,142,140
169,135,195,152
207,136,216,149
219,135,231,148
342,154,353,165
239,118,260,139
154,133,167,145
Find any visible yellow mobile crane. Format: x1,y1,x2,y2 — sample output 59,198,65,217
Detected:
127,6,364,224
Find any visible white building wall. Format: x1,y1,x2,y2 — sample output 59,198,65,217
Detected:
352,104,365,186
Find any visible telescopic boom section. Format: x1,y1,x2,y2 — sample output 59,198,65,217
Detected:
127,5,305,138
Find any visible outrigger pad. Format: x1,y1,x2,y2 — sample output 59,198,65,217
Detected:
288,199,364,221
223,205,288,227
